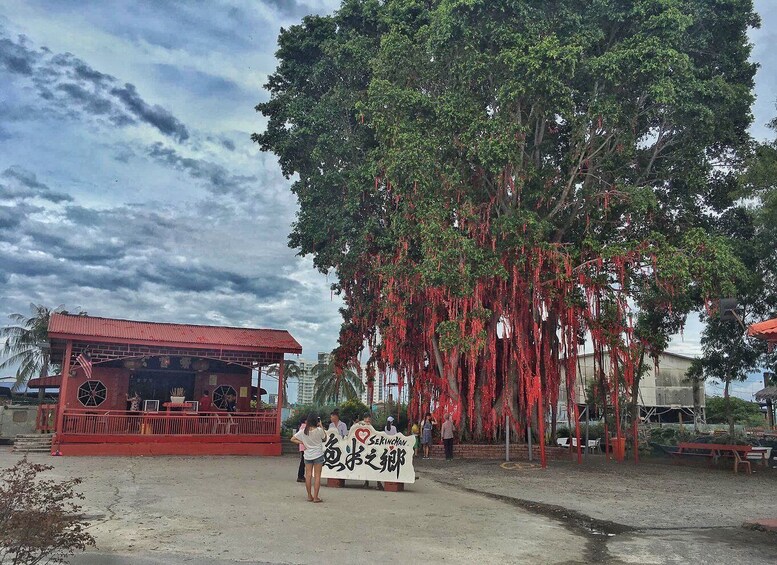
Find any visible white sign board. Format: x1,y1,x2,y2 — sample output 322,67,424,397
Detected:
322,425,415,483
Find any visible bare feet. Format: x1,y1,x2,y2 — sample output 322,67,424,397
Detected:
313,498,323,503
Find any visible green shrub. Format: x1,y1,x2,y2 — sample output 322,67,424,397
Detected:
283,399,369,432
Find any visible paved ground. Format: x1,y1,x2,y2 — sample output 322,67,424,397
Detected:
419,454,777,564
2,446,776,564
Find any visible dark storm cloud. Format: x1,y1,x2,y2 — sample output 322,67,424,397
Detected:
0,27,189,142
146,143,256,198
206,135,236,151
111,83,189,142
1,190,301,303
0,205,23,229
0,35,38,74
263,0,325,18
138,263,301,298
0,166,73,203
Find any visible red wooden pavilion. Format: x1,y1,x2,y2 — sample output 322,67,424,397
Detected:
39,313,301,456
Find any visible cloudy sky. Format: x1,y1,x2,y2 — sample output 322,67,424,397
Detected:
1,1,775,400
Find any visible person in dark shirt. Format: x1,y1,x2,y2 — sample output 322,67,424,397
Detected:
225,393,237,413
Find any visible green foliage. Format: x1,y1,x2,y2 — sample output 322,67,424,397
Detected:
256,0,759,437
284,398,369,431
0,458,95,564
373,402,410,433
337,398,370,426
265,360,302,407
705,395,765,427
0,305,84,390
648,426,695,446
692,116,777,407
311,355,365,404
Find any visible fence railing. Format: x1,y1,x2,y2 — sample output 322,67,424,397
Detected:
61,409,278,436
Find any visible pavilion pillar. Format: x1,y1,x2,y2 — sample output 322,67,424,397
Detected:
54,340,72,444
275,359,284,435
256,365,262,413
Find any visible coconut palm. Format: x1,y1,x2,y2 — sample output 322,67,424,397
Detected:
0,304,57,391
312,356,364,404
265,360,302,407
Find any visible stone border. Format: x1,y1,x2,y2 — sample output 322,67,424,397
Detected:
427,443,568,460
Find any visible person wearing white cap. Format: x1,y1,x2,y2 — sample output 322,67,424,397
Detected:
376,416,398,491
384,416,397,436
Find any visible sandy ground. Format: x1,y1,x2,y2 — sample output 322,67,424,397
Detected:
2,446,776,564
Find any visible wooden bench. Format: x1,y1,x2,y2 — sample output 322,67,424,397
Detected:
746,447,771,467
671,442,754,474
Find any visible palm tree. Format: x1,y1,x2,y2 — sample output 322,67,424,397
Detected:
266,360,302,407
312,356,364,404
0,304,57,392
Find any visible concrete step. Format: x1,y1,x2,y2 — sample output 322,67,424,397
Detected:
13,433,53,453
281,437,298,455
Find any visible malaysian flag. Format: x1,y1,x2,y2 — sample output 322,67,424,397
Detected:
76,350,92,379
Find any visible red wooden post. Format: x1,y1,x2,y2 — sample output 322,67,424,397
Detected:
256,365,262,413
275,358,284,436
54,341,72,446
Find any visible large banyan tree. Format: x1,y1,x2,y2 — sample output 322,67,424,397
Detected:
255,0,758,465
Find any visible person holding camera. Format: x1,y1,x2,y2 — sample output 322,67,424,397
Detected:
290,413,327,503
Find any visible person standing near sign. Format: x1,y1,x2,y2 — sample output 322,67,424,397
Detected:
376,416,399,491
291,413,327,503
384,416,397,435
442,413,455,461
296,418,306,483
421,413,434,459
328,408,348,438
357,413,373,488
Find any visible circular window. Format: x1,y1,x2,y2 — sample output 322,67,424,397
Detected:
212,385,236,410
77,380,107,407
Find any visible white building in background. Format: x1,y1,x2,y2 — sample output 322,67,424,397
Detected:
294,352,333,405
557,351,705,425
293,351,392,407
360,368,385,406
295,360,317,405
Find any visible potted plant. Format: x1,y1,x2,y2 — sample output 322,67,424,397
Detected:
170,387,186,404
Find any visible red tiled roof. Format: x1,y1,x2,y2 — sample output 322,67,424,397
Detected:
748,317,777,342
48,314,302,353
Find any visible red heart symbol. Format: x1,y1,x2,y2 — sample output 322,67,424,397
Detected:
389,445,395,451
355,428,370,444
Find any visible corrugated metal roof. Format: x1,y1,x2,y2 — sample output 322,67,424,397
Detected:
748,317,777,341
27,375,62,388
48,314,302,353
755,386,777,401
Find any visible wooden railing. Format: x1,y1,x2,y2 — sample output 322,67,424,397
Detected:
36,404,58,433
61,409,278,436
